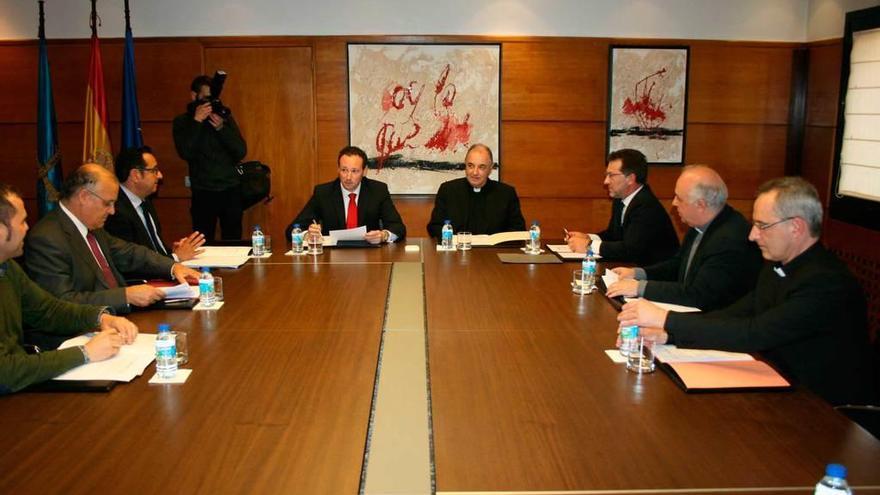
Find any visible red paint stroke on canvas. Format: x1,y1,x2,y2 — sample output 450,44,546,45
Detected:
621,68,669,133
425,64,472,152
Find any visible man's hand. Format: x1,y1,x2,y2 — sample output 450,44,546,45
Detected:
606,279,639,298
171,263,201,285
637,327,669,344
364,230,385,245
612,267,636,279
618,299,669,329
99,314,139,344
125,284,165,307
565,230,588,241
83,332,123,362
567,236,590,253
207,113,224,130
172,231,206,261
193,102,212,123
307,223,322,236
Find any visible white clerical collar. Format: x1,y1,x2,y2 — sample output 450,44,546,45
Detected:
59,202,90,238
621,185,643,208
120,184,144,209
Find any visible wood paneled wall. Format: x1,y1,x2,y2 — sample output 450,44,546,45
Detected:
0,35,799,242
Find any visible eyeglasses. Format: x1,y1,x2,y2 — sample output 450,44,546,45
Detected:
84,188,116,208
137,167,161,175
604,172,627,179
752,217,794,231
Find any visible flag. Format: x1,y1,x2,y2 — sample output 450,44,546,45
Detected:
83,0,113,169
36,0,62,217
121,0,142,149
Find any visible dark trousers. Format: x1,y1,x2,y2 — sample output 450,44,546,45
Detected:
191,186,243,241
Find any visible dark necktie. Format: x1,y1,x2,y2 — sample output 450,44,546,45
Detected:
86,232,119,288
141,203,167,256
346,193,358,229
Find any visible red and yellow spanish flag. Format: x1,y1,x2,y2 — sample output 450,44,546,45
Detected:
83,1,112,169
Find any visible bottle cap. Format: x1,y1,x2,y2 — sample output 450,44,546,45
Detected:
201,267,210,273
532,220,540,226
826,464,846,478
293,223,300,228
254,224,261,229
158,323,170,333
444,220,451,225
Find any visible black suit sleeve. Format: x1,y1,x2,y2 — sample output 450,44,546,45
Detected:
427,183,450,239
287,187,323,240
103,212,138,247
642,233,690,282
103,233,174,280
375,184,406,240
598,203,675,262
504,190,526,232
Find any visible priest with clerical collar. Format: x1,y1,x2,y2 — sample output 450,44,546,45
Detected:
426,143,526,239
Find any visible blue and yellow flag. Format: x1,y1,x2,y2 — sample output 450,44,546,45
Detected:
36,0,62,217
121,0,143,149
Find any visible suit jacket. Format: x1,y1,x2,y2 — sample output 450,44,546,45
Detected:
286,177,406,241
666,243,877,406
642,204,762,311
426,178,526,238
104,191,171,258
24,209,175,314
597,184,680,265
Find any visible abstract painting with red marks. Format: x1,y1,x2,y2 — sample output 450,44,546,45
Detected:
348,44,500,194
608,47,689,164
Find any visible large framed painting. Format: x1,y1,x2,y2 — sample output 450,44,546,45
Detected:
347,43,501,194
607,46,689,165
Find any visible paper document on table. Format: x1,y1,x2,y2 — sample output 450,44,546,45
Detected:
329,226,367,241
160,283,198,300
623,297,701,313
653,345,753,363
182,246,250,268
54,333,157,382
454,231,529,247
547,244,602,260
601,269,619,289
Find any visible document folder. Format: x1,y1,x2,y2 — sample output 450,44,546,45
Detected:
661,360,791,393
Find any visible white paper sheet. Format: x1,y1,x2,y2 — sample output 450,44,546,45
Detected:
160,283,198,300
547,244,602,260
182,246,251,268
653,345,753,363
329,226,367,241
623,297,701,313
54,333,157,382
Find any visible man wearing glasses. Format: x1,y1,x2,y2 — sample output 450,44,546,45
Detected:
24,164,201,314
105,147,205,264
565,148,679,265
619,177,876,406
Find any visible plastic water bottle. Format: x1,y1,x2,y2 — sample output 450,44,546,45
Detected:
252,224,265,256
291,224,304,254
619,325,639,357
815,464,852,495
155,323,178,379
199,267,215,307
528,221,541,253
441,220,454,250
582,247,597,290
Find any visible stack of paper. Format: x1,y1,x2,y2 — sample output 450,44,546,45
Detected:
183,246,251,268
653,345,753,363
160,283,198,300
54,333,158,382
601,268,619,288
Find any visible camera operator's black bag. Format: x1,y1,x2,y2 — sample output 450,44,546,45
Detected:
236,161,272,209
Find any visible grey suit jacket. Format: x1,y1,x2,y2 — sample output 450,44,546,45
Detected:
24,208,175,314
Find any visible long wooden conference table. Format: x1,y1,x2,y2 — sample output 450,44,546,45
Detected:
1,238,879,494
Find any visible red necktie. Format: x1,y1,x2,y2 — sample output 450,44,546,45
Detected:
346,193,358,229
86,232,119,288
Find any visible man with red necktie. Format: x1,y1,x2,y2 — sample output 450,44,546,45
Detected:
286,146,406,244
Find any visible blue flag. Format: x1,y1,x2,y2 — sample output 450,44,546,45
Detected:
36,1,62,217
121,8,143,149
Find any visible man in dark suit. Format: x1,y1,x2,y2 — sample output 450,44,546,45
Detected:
606,166,762,311
104,147,205,264
286,146,406,244
566,149,679,265
426,143,525,238
619,177,876,406
25,164,201,314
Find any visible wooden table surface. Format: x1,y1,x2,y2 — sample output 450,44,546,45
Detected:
1,239,878,494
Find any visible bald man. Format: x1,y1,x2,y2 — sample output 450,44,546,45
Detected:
25,164,201,315
606,165,761,311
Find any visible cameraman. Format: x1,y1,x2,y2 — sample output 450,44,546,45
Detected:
172,75,247,241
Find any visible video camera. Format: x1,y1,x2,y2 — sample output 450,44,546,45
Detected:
187,70,232,119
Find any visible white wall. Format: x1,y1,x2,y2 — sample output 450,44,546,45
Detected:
807,0,880,40
0,0,810,41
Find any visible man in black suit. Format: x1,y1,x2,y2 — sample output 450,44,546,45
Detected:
566,149,679,265
606,165,762,311
104,147,205,264
619,177,876,406
25,164,201,314
426,143,525,238
286,146,406,244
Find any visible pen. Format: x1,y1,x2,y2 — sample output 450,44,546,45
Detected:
563,228,570,240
